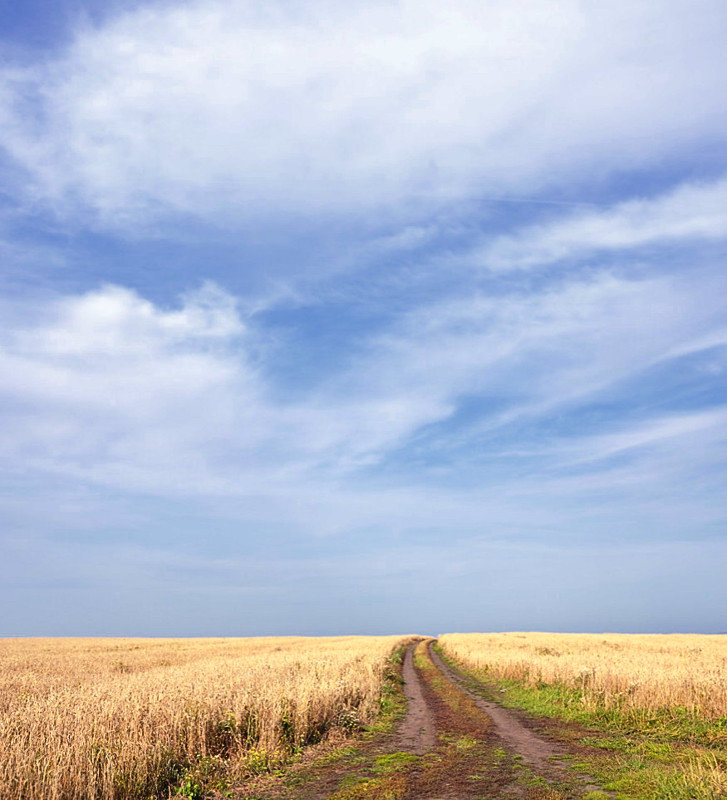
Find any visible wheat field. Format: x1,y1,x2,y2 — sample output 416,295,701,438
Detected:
0,636,407,800
439,632,727,719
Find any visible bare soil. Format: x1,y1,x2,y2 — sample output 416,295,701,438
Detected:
396,642,436,754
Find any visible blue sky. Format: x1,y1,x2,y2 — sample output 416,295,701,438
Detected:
1,0,726,636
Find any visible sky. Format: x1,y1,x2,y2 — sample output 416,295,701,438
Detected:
1,0,726,636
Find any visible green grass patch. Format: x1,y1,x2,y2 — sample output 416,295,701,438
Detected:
487,678,726,747
327,775,406,800
365,643,410,737
454,734,478,750
371,752,419,773
311,745,361,766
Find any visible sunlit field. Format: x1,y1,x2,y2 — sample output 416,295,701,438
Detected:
438,633,727,797
438,632,727,719
0,636,408,800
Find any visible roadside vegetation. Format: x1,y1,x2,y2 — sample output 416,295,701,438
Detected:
0,636,409,800
438,633,727,799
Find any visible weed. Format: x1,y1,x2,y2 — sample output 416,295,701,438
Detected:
371,752,418,773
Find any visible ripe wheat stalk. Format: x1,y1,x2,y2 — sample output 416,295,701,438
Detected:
0,636,405,800
439,632,727,718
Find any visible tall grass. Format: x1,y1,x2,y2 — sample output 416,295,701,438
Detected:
0,636,406,800
438,632,727,721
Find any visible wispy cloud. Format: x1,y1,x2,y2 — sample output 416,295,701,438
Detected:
2,269,726,530
1,0,726,228
480,177,727,271
561,408,727,465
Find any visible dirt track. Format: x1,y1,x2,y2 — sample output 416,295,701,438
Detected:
397,642,436,754
427,642,559,767
391,639,611,799
396,640,561,765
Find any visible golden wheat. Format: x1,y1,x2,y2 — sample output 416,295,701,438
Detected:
438,632,727,719
0,636,407,800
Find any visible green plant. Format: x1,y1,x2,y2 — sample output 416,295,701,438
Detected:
177,774,205,800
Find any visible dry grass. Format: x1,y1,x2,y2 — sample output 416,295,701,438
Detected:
0,636,407,800
438,632,727,719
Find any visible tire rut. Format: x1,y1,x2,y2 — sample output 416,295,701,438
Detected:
396,643,437,754
398,639,564,767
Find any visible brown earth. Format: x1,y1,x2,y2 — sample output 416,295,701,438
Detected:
397,642,436,754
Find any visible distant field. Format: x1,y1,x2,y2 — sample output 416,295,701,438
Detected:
438,632,727,719
0,636,407,800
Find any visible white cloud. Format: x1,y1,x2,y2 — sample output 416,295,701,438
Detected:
2,283,245,410
1,0,726,226
1,269,724,513
0,275,725,580
573,409,727,463
481,177,727,270
0,283,449,498
354,273,715,427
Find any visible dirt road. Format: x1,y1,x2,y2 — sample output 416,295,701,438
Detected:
397,641,436,754
240,638,611,799
390,639,611,798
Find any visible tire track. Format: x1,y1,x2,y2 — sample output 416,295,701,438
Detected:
397,639,562,766
428,641,613,795
428,642,559,767
396,642,436,754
